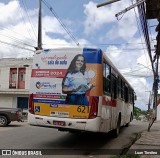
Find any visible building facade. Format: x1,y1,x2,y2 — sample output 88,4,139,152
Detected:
0,58,32,110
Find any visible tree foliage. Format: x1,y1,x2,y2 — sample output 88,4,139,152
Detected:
133,106,142,120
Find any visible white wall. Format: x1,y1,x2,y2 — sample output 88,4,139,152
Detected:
0,58,33,109
0,96,13,108
0,67,10,89
12,96,17,108
157,105,160,121
25,67,32,89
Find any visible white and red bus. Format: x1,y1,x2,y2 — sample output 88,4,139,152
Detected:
28,48,136,137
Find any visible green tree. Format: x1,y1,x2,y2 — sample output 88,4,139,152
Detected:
133,106,141,120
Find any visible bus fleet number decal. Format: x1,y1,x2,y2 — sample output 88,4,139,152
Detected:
77,106,89,113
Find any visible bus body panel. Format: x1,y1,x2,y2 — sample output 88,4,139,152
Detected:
29,48,102,120
28,112,101,132
28,47,135,134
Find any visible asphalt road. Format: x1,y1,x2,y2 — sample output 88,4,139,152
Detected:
0,120,149,158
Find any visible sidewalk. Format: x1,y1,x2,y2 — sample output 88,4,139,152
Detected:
127,121,160,158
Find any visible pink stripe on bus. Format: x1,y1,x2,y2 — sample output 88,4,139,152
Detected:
102,97,116,107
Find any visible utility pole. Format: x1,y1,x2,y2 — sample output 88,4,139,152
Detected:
148,93,151,111
37,0,42,50
115,0,145,19
148,19,160,131
97,0,145,20
148,56,159,131
145,91,151,111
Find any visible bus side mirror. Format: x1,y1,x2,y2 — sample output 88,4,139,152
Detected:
134,95,137,101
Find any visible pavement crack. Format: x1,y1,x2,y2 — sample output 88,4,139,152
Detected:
120,132,142,156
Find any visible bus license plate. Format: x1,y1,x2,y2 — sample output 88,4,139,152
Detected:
53,121,65,126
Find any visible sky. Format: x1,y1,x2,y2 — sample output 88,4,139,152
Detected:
0,0,158,110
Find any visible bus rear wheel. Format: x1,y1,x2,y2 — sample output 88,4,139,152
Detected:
113,116,121,138
125,113,132,127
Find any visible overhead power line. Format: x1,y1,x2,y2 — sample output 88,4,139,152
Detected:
0,40,34,52
42,0,80,46
115,0,145,20
137,1,155,74
21,0,37,40
17,0,37,42
124,74,153,77
0,34,35,48
131,0,149,66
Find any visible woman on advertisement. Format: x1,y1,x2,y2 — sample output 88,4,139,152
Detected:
62,54,94,105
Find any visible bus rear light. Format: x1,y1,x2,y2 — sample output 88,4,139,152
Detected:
88,97,98,119
29,93,35,114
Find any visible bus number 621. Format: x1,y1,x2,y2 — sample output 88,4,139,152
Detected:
77,106,89,113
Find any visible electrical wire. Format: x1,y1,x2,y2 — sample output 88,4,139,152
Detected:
148,22,156,44
16,0,37,42
123,74,153,77
131,0,149,65
0,34,35,48
0,44,34,58
0,0,37,51
43,41,151,46
42,44,149,51
137,1,155,74
21,0,37,40
42,0,80,46
123,67,152,75
0,40,34,52
0,25,36,44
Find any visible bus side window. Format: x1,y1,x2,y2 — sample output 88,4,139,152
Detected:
117,77,121,98
131,91,134,103
125,85,129,102
111,74,117,99
128,88,132,103
103,62,111,95
121,80,125,99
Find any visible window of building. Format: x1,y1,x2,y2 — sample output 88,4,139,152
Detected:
18,68,26,89
9,68,17,89
20,71,25,81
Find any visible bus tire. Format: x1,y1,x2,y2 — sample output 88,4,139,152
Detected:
125,122,129,127
125,113,132,127
113,115,121,138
